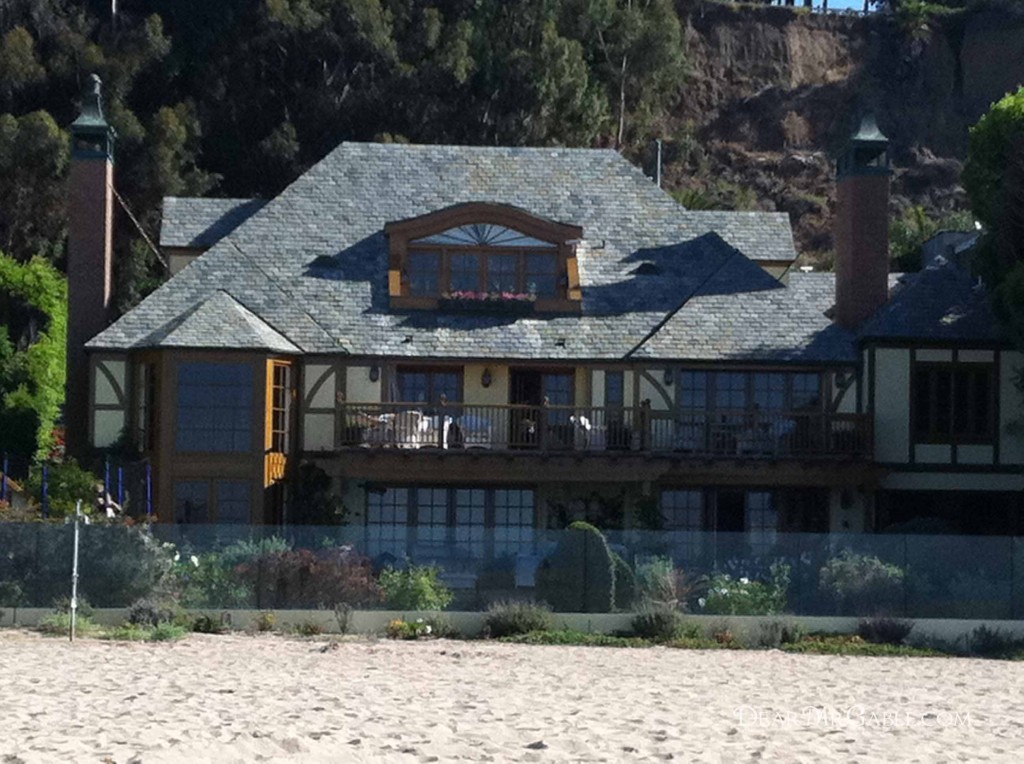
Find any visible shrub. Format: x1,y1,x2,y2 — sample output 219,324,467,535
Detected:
819,551,905,616
333,602,352,634
236,548,383,609
52,595,94,619
634,557,697,610
24,459,99,518
149,623,187,641
295,619,326,637
534,521,615,613
755,619,806,648
630,606,682,641
379,564,452,611
176,552,254,609
252,611,276,632
857,617,913,646
218,536,291,568
424,613,458,639
191,613,227,634
702,563,790,616
37,612,100,637
611,553,636,611
484,600,553,638
127,597,178,628
386,617,434,640
499,629,650,648
967,625,1024,658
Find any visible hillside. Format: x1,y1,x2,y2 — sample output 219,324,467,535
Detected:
659,3,1024,265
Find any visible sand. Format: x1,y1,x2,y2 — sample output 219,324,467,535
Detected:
1,630,1023,763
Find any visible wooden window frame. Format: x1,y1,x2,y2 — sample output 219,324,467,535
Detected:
385,202,583,313
912,361,996,445
393,365,465,405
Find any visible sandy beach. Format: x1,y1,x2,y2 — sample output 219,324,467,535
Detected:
1,630,1023,763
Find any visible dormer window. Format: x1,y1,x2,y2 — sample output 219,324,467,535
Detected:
386,203,583,313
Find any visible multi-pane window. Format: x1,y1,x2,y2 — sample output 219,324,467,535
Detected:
406,245,562,299
416,487,450,546
449,253,481,293
746,491,778,549
679,371,708,409
525,253,558,297
270,362,292,454
174,481,208,524
605,371,625,408
396,368,462,405
913,362,994,443
494,489,535,556
216,481,251,524
407,251,440,295
455,488,487,558
366,488,409,558
791,373,821,409
176,362,253,452
715,372,748,411
753,373,786,411
660,490,704,531
364,486,535,559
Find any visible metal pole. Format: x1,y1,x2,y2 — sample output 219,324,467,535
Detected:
70,500,82,642
1,452,8,503
117,466,124,510
104,458,110,515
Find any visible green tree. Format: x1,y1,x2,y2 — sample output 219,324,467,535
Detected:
963,87,1024,344
0,254,67,459
889,205,974,272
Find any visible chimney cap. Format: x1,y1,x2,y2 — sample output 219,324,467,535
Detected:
71,73,111,131
849,113,888,146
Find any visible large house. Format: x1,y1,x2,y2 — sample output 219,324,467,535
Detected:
67,79,1024,548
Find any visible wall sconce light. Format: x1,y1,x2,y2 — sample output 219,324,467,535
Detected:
369,365,380,383
663,368,674,386
481,368,493,388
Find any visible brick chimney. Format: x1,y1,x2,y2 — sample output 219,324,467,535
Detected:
66,74,116,456
834,114,891,329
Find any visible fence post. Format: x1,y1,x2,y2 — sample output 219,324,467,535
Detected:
1,452,8,503
117,465,124,510
41,463,49,518
104,458,110,514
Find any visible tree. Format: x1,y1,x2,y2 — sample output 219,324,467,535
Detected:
963,87,1024,343
0,254,67,460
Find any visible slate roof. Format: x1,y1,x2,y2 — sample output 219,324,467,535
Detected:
91,142,851,362
161,197,266,249
137,290,301,353
859,257,1004,344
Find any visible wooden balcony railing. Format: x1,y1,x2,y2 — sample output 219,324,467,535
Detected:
335,403,872,459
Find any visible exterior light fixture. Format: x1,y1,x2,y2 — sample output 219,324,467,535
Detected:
369,365,380,382
481,368,493,388
663,368,674,386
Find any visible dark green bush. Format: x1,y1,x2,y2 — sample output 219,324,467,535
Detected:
484,600,553,638
127,597,178,628
630,606,682,641
857,617,913,646
967,625,1024,658
611,552,636,611
534,521,615,613
819,550,905,616
755,619,806,648
191,613,227,634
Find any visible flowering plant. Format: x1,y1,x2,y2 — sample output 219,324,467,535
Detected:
386,617,433,640
700,562,790,615
442,290,536,302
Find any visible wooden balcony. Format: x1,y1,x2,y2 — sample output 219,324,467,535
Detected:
334,403,872,460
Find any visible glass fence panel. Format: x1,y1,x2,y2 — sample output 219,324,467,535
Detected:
2,523,1024,616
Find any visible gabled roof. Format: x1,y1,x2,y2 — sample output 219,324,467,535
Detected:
137,290,300,353
859,257,1003,344
91,142,846,362
160,197,266,249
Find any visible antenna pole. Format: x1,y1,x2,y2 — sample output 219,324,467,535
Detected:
656,139,663,188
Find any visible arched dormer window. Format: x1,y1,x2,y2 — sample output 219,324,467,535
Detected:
385,203,583,314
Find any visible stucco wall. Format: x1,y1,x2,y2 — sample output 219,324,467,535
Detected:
346,365,381,404
873,348,910,462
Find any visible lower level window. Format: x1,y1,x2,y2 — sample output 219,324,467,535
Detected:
173,479,252,523
365,486,535,559
913,362,995,444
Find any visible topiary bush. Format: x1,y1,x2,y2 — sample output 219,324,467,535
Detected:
379,564,453,611
819,550,905,616
534,521,615,613
484,600,553,637
611,552,636,611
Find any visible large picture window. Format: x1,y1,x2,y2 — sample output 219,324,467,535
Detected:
913,362,995,444
176,362,253,452
365,486,536,560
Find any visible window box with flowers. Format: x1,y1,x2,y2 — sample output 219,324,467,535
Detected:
439,291,537,316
